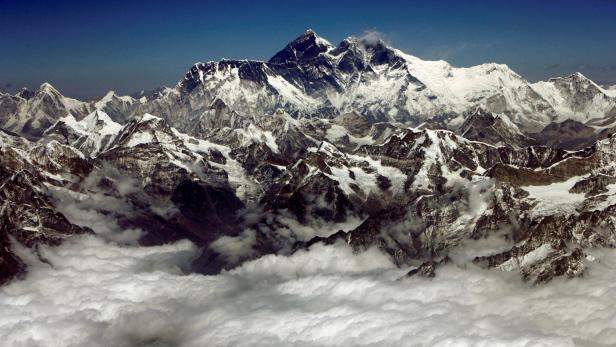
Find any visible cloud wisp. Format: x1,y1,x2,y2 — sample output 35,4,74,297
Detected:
355,29,391,46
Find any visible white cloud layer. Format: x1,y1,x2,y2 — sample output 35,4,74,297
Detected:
1,236,616,347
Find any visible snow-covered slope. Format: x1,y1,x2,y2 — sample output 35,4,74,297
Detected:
602,84,616,98
42,110,122,157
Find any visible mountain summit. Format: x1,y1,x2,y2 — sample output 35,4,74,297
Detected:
269,29,334,65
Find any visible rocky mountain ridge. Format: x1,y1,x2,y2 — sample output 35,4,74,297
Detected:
2,31,616,149
1,103,615,285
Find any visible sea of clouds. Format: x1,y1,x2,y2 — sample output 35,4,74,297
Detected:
2,233,616,347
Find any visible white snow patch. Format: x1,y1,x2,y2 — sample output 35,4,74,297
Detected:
521,176,586,216
125,131,154,147
235,124,280,154
499,243,556,271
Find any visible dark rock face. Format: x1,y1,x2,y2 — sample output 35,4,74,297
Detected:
521,248,585,284
405,256,451,278
531,119,605,150
16,88,35,100
269,30,333,66
346,208,418,265
0,236,26,286
29,141,93,177
261,160,360,224
458,108,535,148
474,245,586,285
0,171,90,245
0,159,92,284
570,174,616,197
171,180,244,242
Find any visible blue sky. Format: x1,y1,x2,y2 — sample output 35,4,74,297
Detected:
1,0,615,99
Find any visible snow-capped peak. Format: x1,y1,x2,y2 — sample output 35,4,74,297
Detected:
548,72,597,87
269,29,334,64
295,29,333,46
41,110,122,157
37,82,59,94
331,35,400,67
304,29,333,47
531,71,615,124
52,109,121,137
102,90,117,99
94,90,117,107
94,90,138,109
81,109,122,132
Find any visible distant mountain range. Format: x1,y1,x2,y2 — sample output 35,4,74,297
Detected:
2,30,616,143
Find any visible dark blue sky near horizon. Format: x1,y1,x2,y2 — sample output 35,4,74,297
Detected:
1,0,615,100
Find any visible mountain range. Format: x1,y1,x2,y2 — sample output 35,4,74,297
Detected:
2,30,616,285
3,30,616,143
